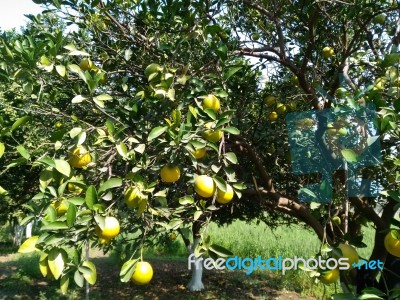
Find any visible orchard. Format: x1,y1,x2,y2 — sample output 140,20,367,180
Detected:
0,0,400,299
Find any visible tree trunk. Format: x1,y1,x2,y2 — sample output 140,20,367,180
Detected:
25,221,33,238
186,237,205,292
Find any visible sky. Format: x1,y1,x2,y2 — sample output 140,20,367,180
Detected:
0,0,43,31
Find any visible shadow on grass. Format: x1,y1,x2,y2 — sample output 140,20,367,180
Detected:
0,251,314,300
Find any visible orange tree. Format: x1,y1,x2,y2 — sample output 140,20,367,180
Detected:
1,0,400,298
1,0,247,293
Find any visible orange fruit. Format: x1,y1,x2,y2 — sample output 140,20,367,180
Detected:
194,175,216,198
68,145,92,168
160,165,181,183
131,261,153,285
216,184,234,204
95,216,120,240
202,94,220,112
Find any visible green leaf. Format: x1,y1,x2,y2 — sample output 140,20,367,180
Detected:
39,169,53,189
85,185,98,209
11,116,30,131
299,188,317,198
48,248,67,280
56,65,66,77
82,261,97,285
222,126,240,135
341,149,358,163
71,95,87,103
60,274,70,294
95,94,113,101
358,294,383,300
213,176,227,192
331,293,357,300
120,259,138,283
6,157,27,169
116,142,128,158
74,270,84,287
41,222,69,231
194,210,202,221
148,126,168,141
18,236,39,253
0,142,5,158
216,44,228,61
98,178,122,194
55,159,71,177
224,66,242,80
16,145,30,160
224,152,238,164
179,196,194,205
19,215,34,226
209,244,233,257
66,204,77,227
203,108,217,120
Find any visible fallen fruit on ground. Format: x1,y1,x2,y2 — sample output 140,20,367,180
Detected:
131,261,153,285
160,165,181,183
95,216,120,240
194,175,216,198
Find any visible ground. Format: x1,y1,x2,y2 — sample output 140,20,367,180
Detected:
0,248,315,300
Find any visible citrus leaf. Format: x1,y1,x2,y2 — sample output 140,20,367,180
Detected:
48,248,67,280
16,145,30,160
11,116,30,131
18,236,39,253
213,176,227,192
39,254,49,277
95,94,113,101
0,142,5,158
41,222,69,231
60,274,70,294
224,152,238,164
85,185,98,209
56,65,66,77
98,178,123,194
66,204,77,227
194,210,202,221
222,126,240,135
74,270,84,287
179,196,194,205
209,244,233,257
148,126,168,141
82,261,97,285
341,149,358,163
55,159,71,177
116,142,128,158
71,95,87,103
120,258,138,283
224,66,242,80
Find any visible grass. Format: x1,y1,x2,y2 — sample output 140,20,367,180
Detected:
0,221,375,299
